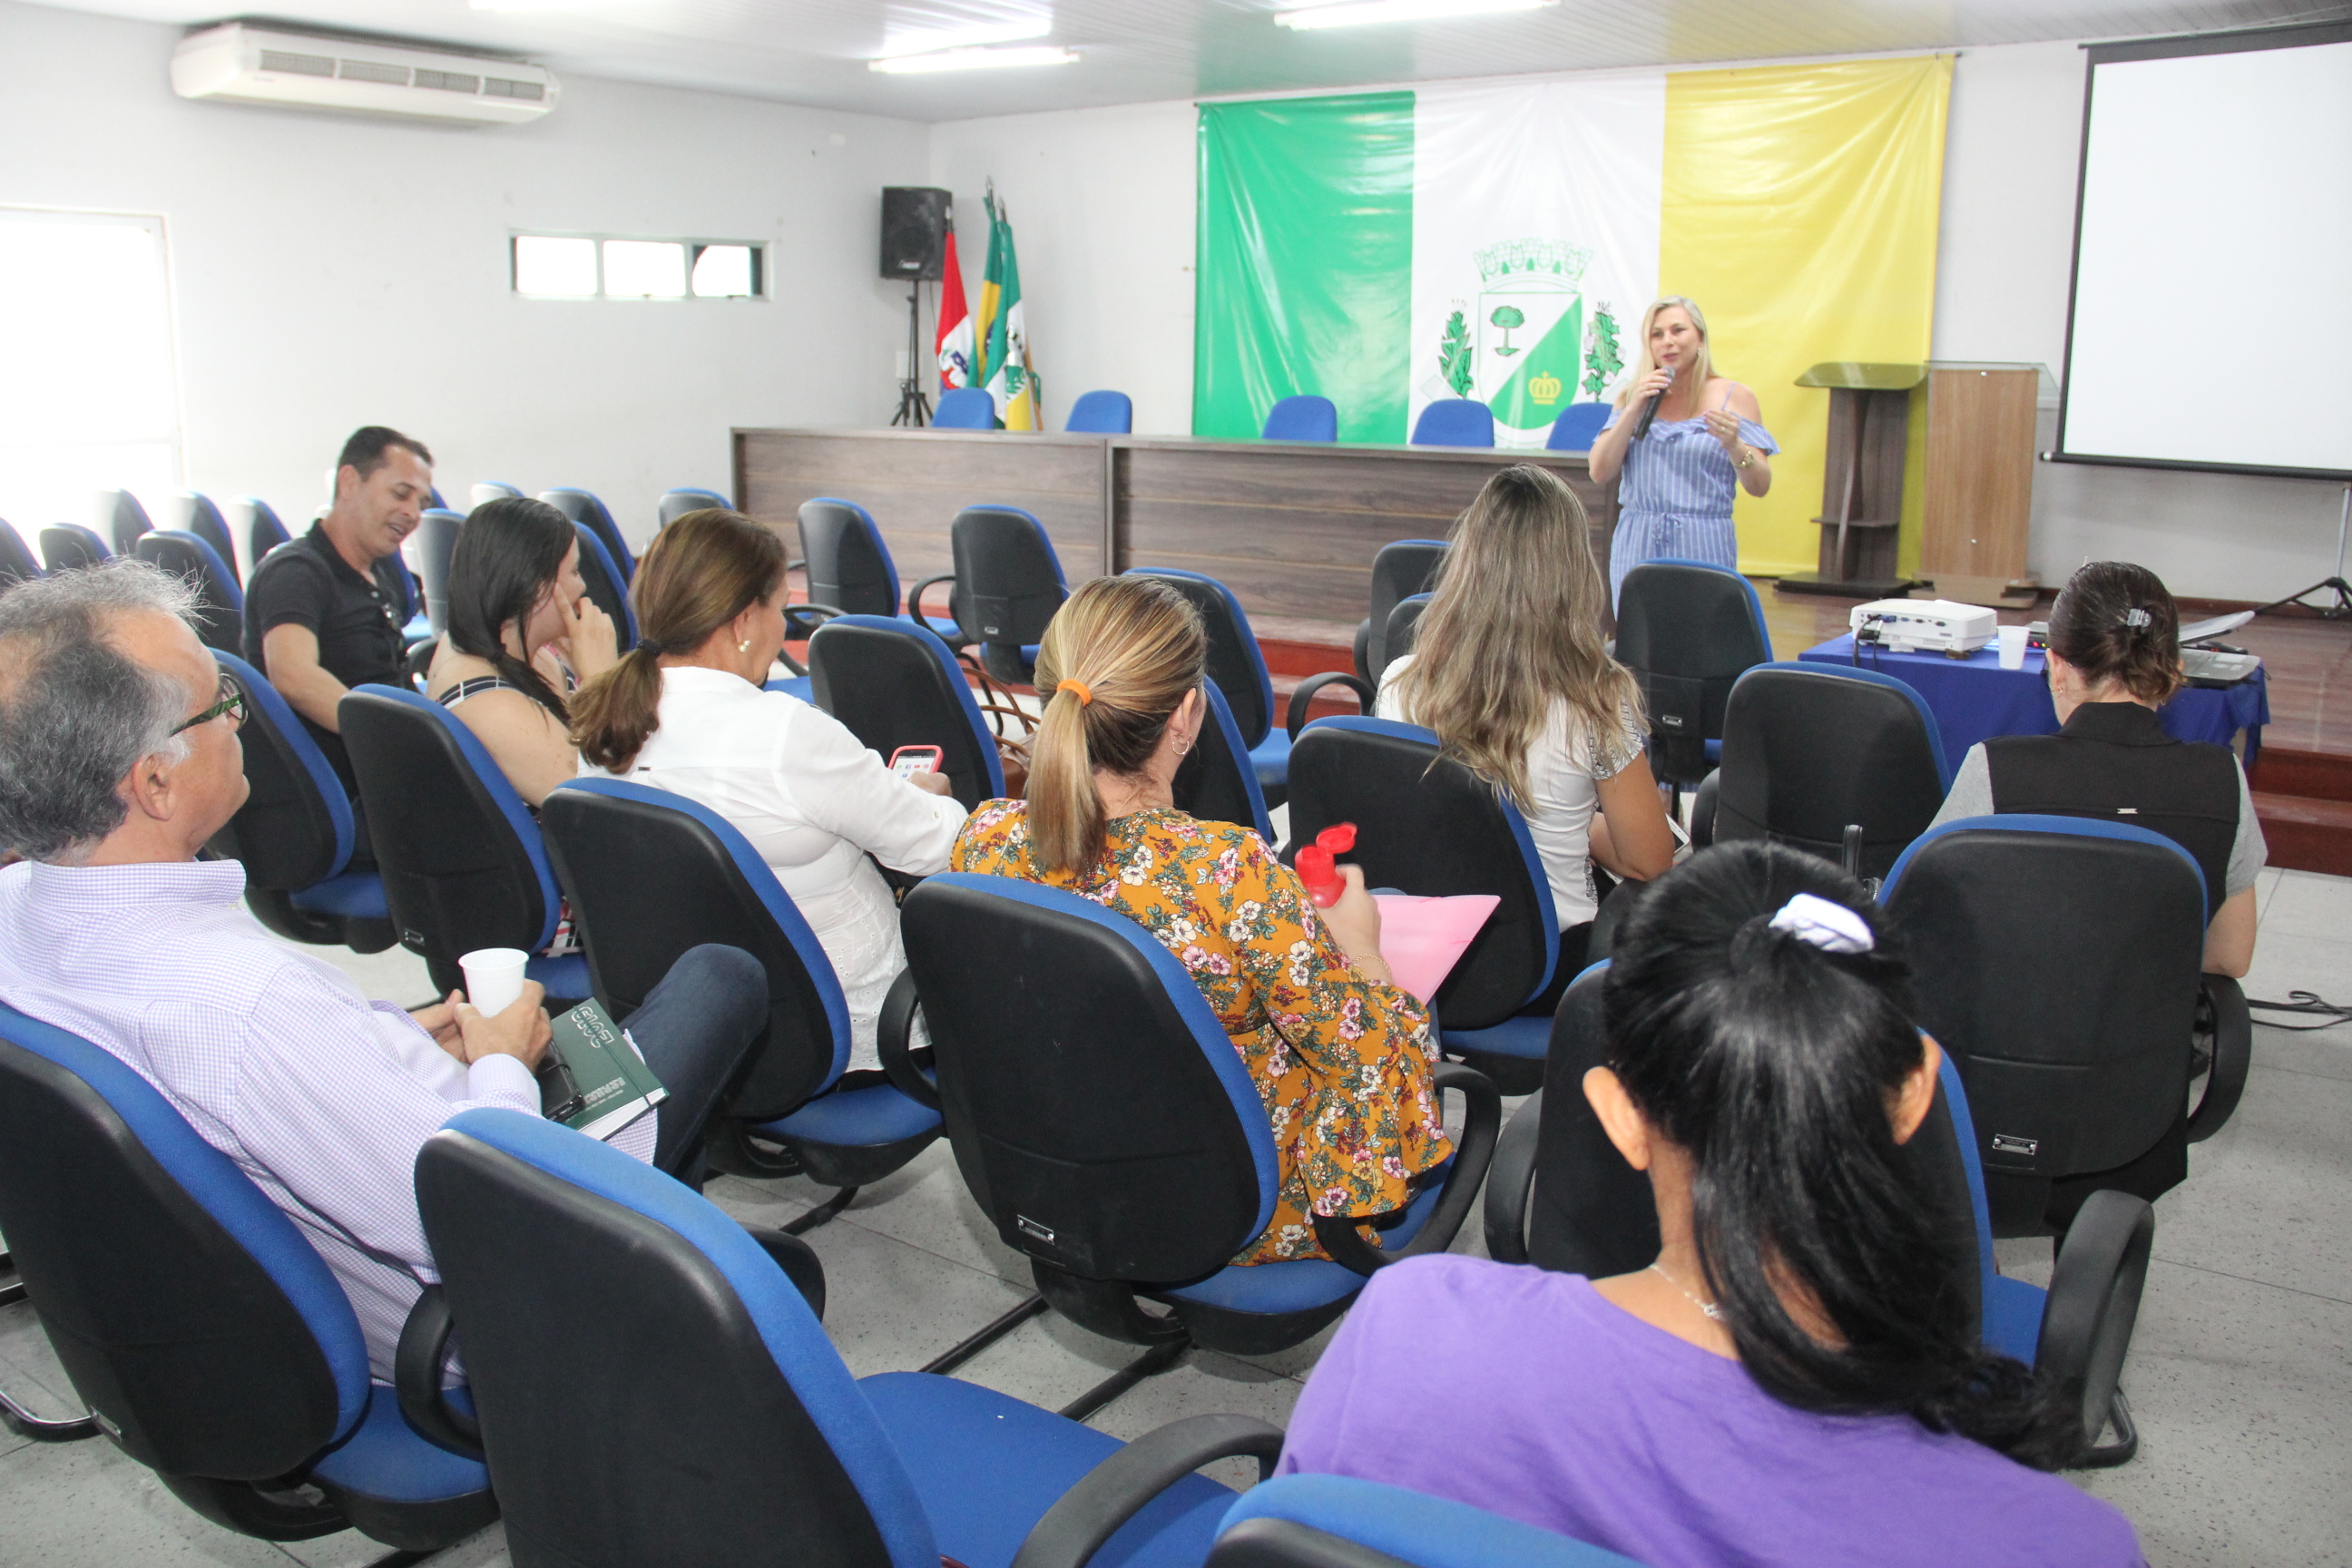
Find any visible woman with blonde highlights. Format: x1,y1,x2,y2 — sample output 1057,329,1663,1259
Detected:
953,575,1453,1265
573,510,965,1067
1380,465,1676,970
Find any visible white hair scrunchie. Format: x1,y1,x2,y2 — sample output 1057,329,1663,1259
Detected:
1767,892,1876,955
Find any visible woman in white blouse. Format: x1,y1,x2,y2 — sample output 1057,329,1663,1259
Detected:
572,509,965,1068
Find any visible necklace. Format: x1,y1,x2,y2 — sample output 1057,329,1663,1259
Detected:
1649,1261,1723,1321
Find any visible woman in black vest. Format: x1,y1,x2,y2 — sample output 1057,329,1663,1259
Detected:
1928,562,2263,977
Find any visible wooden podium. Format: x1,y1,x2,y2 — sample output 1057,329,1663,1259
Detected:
1779,361,1923,598
1919,362,2051,608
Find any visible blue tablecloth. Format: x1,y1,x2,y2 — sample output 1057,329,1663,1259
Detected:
1798,635,2269,769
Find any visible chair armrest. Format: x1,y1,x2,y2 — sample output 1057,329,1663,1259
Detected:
877,968,942,1112
1482,1090,1545,1265
783,603,840,637
1011,1414,1286,1568
1689,769,1719,848
394,1284,483,1459
1313,1062,1502,1277
1352,618,1373,685
1287,672,1377,740
907,573,958,629
741,1225,828,1320
2186,974,2251,1143
2037,1187,2154,1464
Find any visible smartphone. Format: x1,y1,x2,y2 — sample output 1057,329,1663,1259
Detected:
889,745,944,779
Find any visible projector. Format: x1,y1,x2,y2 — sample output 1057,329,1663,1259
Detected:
1851,599,1998,656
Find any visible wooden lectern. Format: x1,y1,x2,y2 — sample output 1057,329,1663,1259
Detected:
1779,361,1923,598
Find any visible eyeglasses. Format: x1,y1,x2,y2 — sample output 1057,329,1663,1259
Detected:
171,674,249,736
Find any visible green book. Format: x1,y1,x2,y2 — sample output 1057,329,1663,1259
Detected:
538,998,667,1142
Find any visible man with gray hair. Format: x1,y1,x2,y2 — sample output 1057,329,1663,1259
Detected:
0,561,768,1379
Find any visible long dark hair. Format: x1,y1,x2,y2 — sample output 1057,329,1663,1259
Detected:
446,497,574,722
2048,560,2181,703
571,510,785,773
1602,842,2081,1469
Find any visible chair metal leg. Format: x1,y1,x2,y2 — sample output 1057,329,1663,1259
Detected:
2074,1387,2139,1469
0,1249,23,1308
1057,1338,1190,1424
0,1381,100,1443
921,1293,1050,1377
780,1185,859,1236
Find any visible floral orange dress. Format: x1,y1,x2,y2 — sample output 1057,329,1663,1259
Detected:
951,800,1453,1266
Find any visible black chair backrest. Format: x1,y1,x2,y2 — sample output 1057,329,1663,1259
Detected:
237,498,292,583
797,498,899,617
1612,561,1771,784
1379,594,1430,681
1362,541,1446,681
208,652,348,891
0,521,42,586
571,522,638,653
413,508,463,637
948,505,1065,650
657,487,729,529
541,783,844,1122
1124,569,1275,749
173,494,241,580
900,875,1271,1282
1712,664,1948,881
338,688,555,989
103,489,152,555
541,488,633,581
1880,819,2206,1233
1285,719,1556,1030
40,524,109,573
807,615,1003,810
134,531,243,654
1173,681,1275,845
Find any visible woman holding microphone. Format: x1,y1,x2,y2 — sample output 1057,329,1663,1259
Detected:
1588,297,1778,609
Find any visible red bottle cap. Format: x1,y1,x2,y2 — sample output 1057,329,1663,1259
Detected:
1317,823,1357,854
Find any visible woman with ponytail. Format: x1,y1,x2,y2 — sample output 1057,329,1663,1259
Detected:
573,510,965,1068
1279,841,2142,1567
426,496,617,806
952,575,1453,1265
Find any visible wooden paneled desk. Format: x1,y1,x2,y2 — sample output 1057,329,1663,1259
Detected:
733,428,1614,625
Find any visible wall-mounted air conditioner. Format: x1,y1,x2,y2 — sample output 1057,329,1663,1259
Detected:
171,23,560,127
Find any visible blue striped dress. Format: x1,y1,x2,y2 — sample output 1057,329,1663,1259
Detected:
1601,403,1779,608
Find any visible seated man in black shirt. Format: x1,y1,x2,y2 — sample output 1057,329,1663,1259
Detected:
242,426,432,865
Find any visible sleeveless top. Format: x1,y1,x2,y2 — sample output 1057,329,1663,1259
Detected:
1983,701,2239,920
435,675,519,708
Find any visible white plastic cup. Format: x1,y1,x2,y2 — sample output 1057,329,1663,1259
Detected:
458,947,529,1016
1996,624,2030,671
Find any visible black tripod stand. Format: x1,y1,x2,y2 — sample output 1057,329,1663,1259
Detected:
2258,483,2352,619
890,285,931,428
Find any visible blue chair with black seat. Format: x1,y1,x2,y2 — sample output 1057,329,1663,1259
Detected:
1123,568,1340,810
469,481,523,508
208,651,397,955
1261,396,1338,444
234,496,292,581
337,685,592,1005
570,520,639,654
798,497,968,652
949,504,1068,688
0,521,44,588
134,530,245,655
0,1004,496,1548
934,387,998,429
413,1106,1280,1568
1693,662,1950,883
807,614,1004,812
1284,716,1561,1095
897,873,1498,1388
1545,404,1613,451
1882,816,2250,1246
1344,539,1447,687
100,488,152,555
1485,953,2158,1467
1210,1475,1644,1567
171,492,243,581
539,487,635,583
40,523,110,573
1172,682,1276,847
540,778,944,1223
659,486,729,528
408,506,464,637
1065,389,1133,434
1409,399,1494,448
1612,558,1770,793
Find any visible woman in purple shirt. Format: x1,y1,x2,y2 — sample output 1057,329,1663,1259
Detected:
1279,842,2144,1568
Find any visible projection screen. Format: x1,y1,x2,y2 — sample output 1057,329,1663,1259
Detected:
2056,24,2352,479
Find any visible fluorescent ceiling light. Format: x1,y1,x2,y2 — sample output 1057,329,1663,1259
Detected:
869,44,1077,72
873,17,1054,59
1275,0,1555,29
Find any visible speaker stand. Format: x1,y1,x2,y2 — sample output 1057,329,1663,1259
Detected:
2258,483,2352,620
890,285,931,428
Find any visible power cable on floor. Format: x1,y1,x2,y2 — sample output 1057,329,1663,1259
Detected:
2245,991,2352,1030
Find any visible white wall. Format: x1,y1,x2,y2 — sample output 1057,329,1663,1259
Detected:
930,44,2347,602
0,0,929,550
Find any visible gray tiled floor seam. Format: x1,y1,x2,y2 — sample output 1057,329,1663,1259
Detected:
2142,1257,2352,1309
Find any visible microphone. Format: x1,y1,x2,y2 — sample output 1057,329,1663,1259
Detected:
1632,364,1675,439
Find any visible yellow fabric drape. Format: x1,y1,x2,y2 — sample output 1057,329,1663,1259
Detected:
1661,56,1952,578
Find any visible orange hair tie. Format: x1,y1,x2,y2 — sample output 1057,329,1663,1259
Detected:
1056,679,1094,707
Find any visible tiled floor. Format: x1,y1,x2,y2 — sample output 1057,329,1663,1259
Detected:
5,869,2351,1566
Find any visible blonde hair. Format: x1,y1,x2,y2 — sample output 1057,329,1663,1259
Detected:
1026,576,1208,876
1614,296,1717,409
571,510,784,772
1387,466,1643,808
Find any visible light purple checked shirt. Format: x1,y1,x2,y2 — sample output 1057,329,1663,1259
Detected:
0,858,654,1382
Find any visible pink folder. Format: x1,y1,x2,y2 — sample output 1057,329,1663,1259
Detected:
1370,894,1502,1004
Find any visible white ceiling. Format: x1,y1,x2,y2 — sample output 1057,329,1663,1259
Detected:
33,0,2352,121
